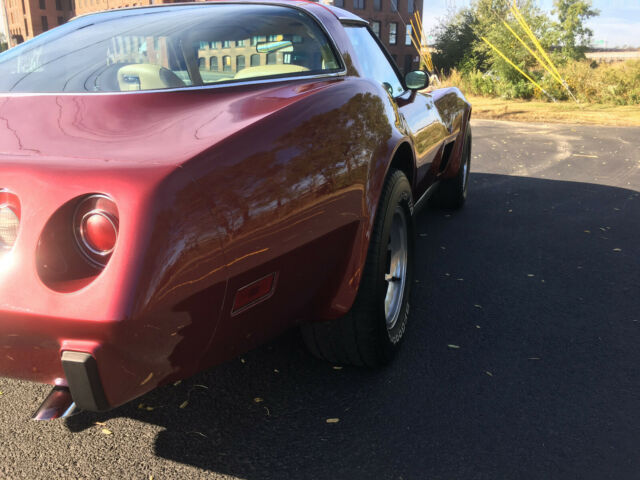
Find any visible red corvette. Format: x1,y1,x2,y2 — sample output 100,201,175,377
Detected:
0,1,471,419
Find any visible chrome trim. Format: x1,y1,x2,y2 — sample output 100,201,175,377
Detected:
32,386,80,421
413,182,439,214
79,209,118,256
72,194,118,267
0,69,347,98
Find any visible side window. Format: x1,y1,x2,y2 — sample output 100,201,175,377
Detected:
344,26,404,97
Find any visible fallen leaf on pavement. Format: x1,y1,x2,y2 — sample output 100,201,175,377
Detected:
326,418,340,424
448,344,460,349
179,401,189,409
101,428,113,435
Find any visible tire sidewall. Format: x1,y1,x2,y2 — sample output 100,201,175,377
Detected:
372,172,415,356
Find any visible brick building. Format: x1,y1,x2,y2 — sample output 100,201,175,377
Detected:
331,0,422,73
3,0,180,46
4,0,75,44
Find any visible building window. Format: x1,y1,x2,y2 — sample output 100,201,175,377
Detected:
55,0,62,10
237,39,245,47
408,0,414,13
39,0,45,9
353,0,364,9
23,19,28,36
334,0,343,6
389,22,397,45
373,0,381,10
250,54,260,66
236,55,245,72
222,40,231,48
57,16,64,25
210,56,218,71
41,16,48,31
251,35,266,46
404,54,413,73
222,56,232,72
391,0,398,12
266,52,277,64
371,21,380,37
405,24,412,46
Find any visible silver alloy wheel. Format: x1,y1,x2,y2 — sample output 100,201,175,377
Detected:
384,205,408,331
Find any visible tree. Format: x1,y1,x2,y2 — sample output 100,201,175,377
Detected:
0,32,7,53
432,8,479,74
553,0,599,60
468,0,559,99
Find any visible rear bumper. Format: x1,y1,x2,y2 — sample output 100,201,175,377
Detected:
0,307,198,410
61,351,109,411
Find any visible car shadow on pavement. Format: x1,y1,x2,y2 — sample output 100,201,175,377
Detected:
66,173,640,480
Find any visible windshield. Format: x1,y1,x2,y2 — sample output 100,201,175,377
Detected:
0,4,342,93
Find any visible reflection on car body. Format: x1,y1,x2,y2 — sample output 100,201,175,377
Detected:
0,0,471,420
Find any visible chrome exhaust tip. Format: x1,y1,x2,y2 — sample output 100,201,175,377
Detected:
32,386,81,421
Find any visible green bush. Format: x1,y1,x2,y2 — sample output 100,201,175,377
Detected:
442,59,640,105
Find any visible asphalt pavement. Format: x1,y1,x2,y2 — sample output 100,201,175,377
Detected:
1,119,639,479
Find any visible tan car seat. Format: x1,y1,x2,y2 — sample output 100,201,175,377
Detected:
233,64,309,80
117,64,186,91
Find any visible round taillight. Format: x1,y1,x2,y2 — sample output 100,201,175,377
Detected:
0,190,20,252
82,211,117,254
73,195,119,267
0,205,19,250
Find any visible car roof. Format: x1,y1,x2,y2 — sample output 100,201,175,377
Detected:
72,0,367,24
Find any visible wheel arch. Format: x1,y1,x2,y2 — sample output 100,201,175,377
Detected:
315,135,417,321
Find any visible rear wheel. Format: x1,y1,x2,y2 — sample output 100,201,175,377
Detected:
301,169,414,367
432,127,472,209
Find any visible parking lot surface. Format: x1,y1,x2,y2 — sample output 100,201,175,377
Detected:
1,119,639,479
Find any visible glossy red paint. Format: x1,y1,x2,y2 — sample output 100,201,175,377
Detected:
0,0,471,410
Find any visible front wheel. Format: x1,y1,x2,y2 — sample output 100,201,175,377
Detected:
301,169,414,367
431,126,472,209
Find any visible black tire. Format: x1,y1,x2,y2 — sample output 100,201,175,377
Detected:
431,126,472,209
301,169,415,367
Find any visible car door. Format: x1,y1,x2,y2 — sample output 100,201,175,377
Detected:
342,24,450,200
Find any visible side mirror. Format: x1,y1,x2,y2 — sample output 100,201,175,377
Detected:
404,70,429,91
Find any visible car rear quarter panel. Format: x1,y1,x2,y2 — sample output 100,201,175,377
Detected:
178,76,403,367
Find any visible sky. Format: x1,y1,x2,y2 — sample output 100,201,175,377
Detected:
421,0,640,48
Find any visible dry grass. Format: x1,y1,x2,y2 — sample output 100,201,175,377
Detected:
468,95,640,126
